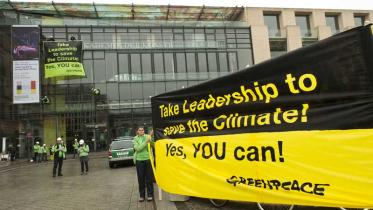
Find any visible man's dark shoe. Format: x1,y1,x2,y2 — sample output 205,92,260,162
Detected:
81,172,84,175
52,175,56,178
147,197,153,201
139,197,145,202
58,174,63,176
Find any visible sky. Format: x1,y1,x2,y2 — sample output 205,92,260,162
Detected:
9,0,373,10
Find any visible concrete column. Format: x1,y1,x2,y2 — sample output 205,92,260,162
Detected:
340,11,355,31
280,10,296,26
286,25,302,52
317,25,332,40
368,12,373,23
311,10,326,27
2,137,6,154
241,8,271,64
242,8,264,26
250,25,271,64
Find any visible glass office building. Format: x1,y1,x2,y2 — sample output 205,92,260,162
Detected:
0,2,253,156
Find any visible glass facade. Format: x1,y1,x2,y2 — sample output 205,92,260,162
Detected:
0,10,253,156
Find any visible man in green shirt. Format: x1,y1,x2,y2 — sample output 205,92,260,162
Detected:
133,127,154,202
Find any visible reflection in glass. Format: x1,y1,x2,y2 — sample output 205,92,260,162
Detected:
228,52,238,72
154,53,164,80
198,53,207,73
354,16,365,26
107,83,119,101
94,60,105,83
105,52,118,81
218,53,228,72
296,15,311,37
208,53,217,72
176,53,186,73
119,83,131,101
142,54,152,81
264,14,281,37
131,83,143,100
325,15,340,35
164,53,175,80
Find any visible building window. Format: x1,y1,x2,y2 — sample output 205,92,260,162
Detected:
302,38,318,47
264,14,281,37
296,15,312,37
354,15,365,26
325,15,340,35
269,38,287,58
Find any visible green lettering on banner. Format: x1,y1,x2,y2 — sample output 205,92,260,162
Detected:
44,62,85,78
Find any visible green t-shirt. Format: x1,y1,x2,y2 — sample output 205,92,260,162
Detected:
133,134,154,161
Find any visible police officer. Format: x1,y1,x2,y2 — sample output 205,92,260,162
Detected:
51,137,66,177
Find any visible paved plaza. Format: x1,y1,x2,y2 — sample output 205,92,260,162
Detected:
0,157,155,210
0,156,358,210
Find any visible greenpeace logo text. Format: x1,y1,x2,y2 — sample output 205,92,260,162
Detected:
226,175,330,196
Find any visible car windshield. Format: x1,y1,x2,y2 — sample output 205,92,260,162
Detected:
114,136,133,141
111,140,133,150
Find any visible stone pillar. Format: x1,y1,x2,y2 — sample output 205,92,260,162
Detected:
280,10,296,26
240,8,271,64
368,12,373,23
250,25,271,64
242,8,264,26
317,25,332,40
340,11,355,31
311,10,326,27
286,25,302,52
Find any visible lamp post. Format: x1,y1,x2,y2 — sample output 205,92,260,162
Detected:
91,88,100,152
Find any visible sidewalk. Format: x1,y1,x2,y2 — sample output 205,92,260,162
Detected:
0,151,179,210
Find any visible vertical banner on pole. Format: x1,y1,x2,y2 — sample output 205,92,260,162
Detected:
12,25,40,104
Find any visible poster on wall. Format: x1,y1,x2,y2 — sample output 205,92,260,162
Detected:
151,25,373,208
43,41,85,78
12,26,40,104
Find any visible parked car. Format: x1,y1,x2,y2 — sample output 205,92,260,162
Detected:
108,137,134,168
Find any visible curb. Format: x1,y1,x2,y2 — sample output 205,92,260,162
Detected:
154,184,178,210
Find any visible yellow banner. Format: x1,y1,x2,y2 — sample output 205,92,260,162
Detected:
154,129,373,208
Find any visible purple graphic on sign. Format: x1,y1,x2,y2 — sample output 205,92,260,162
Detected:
12,27,39,60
